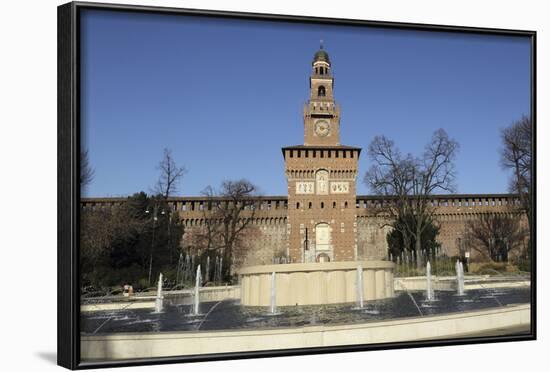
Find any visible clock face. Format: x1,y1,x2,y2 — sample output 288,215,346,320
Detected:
315,120,330,137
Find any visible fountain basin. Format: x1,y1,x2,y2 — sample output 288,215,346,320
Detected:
80,303,530,361
239,261,395,306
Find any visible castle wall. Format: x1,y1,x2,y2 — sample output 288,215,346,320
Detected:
81,193,527,266
355,194,528,261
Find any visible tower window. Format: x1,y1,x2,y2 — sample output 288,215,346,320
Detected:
333,201,336,208
296,202,300,209
318,86,326,97
321,202,324,209
308,202,312,209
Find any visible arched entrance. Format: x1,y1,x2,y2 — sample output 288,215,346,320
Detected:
316,253,330,263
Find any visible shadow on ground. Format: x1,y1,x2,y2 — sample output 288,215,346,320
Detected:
36,352,57,365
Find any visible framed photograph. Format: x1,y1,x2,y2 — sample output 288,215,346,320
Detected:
58,1,536,369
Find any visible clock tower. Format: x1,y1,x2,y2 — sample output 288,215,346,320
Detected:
303,45,341,146
283,45,361,263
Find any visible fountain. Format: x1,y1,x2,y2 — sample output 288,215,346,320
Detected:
192,265,202,316
426,261,434,301
356,265,364,309
240,261,394,306
154,273,164,313
81,256,532,361
456,260,465,296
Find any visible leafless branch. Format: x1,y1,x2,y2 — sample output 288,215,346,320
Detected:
80,150,95,188
500,116,532,234
154,148,187,199
364,129,459,257
465,212,528,262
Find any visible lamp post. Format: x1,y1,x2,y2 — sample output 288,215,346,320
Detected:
303,227,309,263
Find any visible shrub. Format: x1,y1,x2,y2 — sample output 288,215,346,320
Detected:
469,261,519,275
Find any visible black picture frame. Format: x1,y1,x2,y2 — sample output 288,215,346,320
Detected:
58,1,537,369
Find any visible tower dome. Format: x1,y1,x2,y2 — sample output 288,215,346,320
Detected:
313,48,330,64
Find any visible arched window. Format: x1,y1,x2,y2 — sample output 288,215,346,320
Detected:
296,202,300,209
318,86,326,97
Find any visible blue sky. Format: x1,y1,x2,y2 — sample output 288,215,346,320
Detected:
80,9,531,197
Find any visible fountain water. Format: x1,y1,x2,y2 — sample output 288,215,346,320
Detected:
184,253,192,282
154,273,164,313
192,265,202,315
213,257,223,283
396,280,423,316
456,260,465,296
426,261,434,301
175,253,183,287
356,265,364,309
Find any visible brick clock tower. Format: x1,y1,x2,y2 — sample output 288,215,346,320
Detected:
283,45,361,263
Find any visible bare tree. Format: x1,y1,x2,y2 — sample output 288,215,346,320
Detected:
80,150,95,188
500,116,532,234
465,212,528,262
364,129,459,261
200,179,260,279
154,148,186,199
364,136,416,256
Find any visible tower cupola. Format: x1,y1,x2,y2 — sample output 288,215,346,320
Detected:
312,42,331,76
